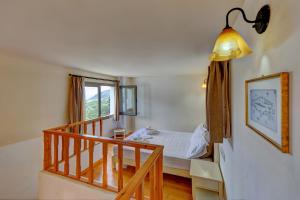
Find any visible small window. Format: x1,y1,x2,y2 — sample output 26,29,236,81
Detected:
84,86,99,120
84,82,115,120
100,85,115,117
120,86,137,116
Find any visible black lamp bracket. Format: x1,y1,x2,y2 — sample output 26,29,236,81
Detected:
225,5,270,34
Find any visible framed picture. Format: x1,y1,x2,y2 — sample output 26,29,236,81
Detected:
245,73,289,153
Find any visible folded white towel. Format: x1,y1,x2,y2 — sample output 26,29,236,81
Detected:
146,128,160,135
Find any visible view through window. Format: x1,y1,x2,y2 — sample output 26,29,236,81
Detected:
84,83,115,120
84,86,99,120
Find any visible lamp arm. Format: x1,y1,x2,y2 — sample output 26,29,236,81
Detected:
225,7,257,28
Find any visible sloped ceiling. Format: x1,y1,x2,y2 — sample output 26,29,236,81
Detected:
0,0,244,76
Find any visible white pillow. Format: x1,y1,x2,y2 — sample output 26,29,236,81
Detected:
186,124,210,159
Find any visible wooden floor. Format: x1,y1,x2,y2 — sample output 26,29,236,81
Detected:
83,144,193,200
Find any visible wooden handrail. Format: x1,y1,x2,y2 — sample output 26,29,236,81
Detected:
47,116,104,131
44,130,159,150
115,147,163,200
43,117,164,200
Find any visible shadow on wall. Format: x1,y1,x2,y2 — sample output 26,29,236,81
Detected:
137,82,152,120
255,1,297,68
252,2,296,151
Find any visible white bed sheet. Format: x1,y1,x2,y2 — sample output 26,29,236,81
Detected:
113,129,193,170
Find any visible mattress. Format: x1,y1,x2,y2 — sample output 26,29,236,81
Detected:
113,129,193,171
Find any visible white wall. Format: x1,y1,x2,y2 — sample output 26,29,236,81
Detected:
0,51,116,199
220,0,300,199
0,53,68,146
0,51,116,146
0,137,43,199
38,171,115,200
135,75,206,132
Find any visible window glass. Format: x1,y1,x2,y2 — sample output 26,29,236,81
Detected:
84,86,99,120
101,86,115,116
84,83,115,120
120,86,137,116
84,82,136,119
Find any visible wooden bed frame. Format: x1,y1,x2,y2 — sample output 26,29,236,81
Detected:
112,143,220,178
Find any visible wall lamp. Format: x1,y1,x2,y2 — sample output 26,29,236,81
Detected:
201,79,207,89
210,5,270,61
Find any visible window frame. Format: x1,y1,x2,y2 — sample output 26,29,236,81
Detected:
84,81,115,119
119,85,137,116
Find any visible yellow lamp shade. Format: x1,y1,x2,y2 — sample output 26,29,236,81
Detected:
210,27,252,61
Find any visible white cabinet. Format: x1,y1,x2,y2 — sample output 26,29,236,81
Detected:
190,159,224,200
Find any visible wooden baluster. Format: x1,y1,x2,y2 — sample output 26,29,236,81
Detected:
118,144,123,192
74,125,79,133
49,134,52,167
75,137,81,179
154,161,159,200
43,132,48,170
102,143,108,188
53,134,59,172
92,121,96,136
63,136,70,176
43,132,51,170
79,124,82,135
135,147,143,200
156,154,163,200
136,183,144,200
84,123,88,150
149,165,155,200
74,125,79,154
88,140,95,184
135,147,141,171
100,118,103,136
61,128,66,161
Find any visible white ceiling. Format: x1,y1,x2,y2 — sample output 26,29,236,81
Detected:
0,0,244,76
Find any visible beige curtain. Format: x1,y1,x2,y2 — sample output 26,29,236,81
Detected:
114,81,120,121
206,61,231,143
68,76,84,125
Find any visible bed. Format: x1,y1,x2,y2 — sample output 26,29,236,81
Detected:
112,128,217,178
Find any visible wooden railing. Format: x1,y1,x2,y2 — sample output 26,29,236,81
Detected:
43,117,164,200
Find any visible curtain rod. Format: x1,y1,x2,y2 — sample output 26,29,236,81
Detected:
69,74,119,82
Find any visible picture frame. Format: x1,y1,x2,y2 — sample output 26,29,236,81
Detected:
245,72,289,153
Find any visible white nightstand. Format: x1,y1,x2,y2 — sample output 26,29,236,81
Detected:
113,128,126,139
190,159,224,200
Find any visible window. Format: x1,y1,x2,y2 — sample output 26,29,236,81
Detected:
120,86,137,116
84,86,99,120
100,85,115,116
84,82,115,120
